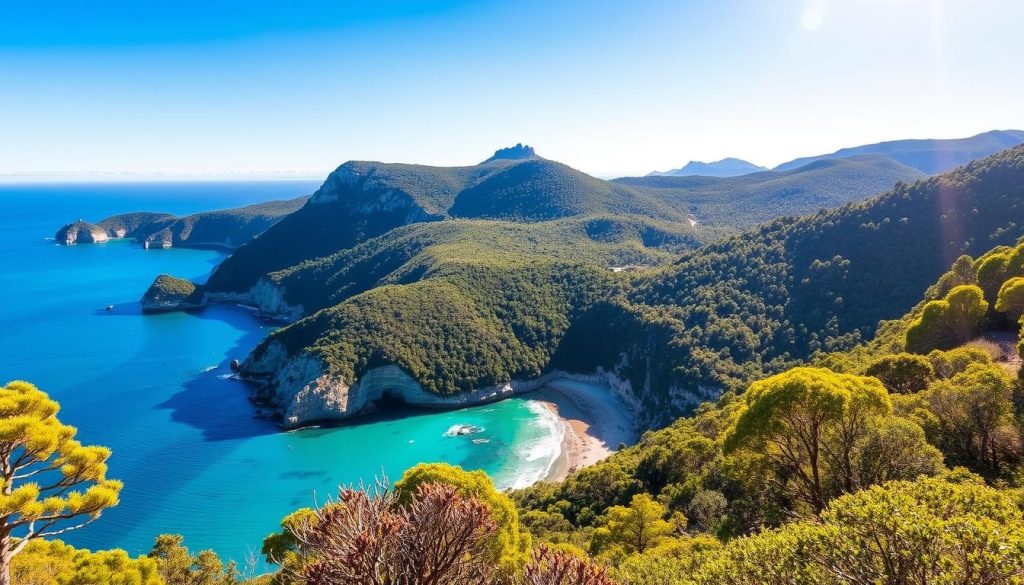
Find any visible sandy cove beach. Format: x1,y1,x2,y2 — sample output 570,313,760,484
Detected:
529,379,639,483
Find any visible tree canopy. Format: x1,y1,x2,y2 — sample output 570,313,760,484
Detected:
0,381,122,585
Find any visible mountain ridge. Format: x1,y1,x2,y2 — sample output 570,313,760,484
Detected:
774,129,1024,174
648,157,767,178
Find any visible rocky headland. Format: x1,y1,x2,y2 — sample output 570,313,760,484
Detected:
56,196,308,250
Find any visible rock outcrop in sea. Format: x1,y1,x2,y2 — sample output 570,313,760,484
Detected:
141,275,207,313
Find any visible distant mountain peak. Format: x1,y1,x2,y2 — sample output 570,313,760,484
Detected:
650,157,766,178
483,143,537,164
773,129,1024,175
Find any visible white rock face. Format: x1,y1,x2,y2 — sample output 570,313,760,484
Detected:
57,221,110,245
243,339,291,376
255,349,650,429
247,345,719,429
270,361,547,428
248,279,304,320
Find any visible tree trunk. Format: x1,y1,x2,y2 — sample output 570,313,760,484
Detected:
0,535,13,585
0,554,11,585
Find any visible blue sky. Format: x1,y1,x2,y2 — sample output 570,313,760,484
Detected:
2,0,1023,179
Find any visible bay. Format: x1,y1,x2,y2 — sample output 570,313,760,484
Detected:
0,182,559,563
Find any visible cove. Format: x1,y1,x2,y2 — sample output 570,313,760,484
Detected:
0,182,561,563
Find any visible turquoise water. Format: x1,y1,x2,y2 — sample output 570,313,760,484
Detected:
0,183,559,563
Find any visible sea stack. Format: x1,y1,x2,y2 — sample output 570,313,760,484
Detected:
140,274,207,313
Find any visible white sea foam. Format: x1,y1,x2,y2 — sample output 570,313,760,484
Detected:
502,401,565,490
443,423,484,437
202,365,218,372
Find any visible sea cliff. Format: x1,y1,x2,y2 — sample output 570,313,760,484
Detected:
240,339,709,429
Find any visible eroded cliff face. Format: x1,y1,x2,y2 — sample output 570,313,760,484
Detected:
309,165,442,225
241,340,711,430
243,342,551,427
247,279,304,320
56,221,111,244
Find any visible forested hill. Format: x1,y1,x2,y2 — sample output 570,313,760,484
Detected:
774,128,1024,174
513,235,1024,582
556,143,1024,421
204,154,687,293
615,154,925,230
234,145,1024,428
205,147,923,294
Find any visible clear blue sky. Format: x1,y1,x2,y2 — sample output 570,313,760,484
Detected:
2,0,1022,179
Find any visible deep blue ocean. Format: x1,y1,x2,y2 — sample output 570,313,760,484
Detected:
0,182,560,564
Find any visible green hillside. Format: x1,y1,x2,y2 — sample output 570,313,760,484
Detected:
236,145,1024,428
561,144,1024,421
263,214,699,316
618,154,926,229
205,154,695,293
449,159,685,222
206,148,923,295
513,234,1024,583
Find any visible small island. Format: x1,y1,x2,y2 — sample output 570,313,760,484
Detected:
141,275,207,313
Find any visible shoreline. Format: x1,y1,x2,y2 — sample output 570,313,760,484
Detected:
527,379,638,483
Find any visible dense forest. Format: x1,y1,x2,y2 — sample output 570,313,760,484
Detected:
236,145,1024,428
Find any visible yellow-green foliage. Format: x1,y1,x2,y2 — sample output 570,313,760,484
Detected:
921,362,1019,474
905,285,988,353
997,277,1024,321
863,352,935,393
589,494,677,558
260,508,316,583
612,535,721,585
689,474,1024,585
0,380,121,564
976,243,1024,301
725,367,942,512
11,539,162,585
147,534,237,585
395,463,531,573
927,345,994,379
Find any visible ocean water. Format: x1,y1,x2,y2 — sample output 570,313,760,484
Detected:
0,182,561,563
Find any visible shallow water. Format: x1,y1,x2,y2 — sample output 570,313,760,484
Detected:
0,182,560,562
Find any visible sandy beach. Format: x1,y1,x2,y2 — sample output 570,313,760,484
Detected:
529,379,638,482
